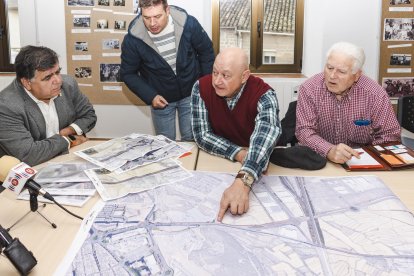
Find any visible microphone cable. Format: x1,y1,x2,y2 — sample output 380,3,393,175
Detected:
49,197,84,221
40,191,84,221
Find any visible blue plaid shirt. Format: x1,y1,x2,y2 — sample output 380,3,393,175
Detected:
191,80,281,181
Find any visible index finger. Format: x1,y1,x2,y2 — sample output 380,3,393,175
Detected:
217,200,229,222
348,148,361,159
340,144,358,160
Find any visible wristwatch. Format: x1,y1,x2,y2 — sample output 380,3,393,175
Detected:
235,171,254,188
67,135,76,147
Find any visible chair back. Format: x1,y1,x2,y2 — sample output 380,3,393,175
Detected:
398,95,414,133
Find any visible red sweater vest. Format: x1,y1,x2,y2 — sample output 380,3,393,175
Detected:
199,75,271,147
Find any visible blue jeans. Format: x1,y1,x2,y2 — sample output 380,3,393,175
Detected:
151,96,193,141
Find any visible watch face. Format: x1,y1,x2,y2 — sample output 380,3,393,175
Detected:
236,172,254,187
240,173,254,187
243,174,254,185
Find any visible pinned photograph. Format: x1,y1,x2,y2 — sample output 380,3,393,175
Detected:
102,39,120,50
390,54,411,66
384,18,414,41
74,42,89,52
68,0,94,6
113,0,125,6
97,19,109,29
100,63,121,82
73,15,91,28
98,0,110,6
382,77,414,98
114,20,126,30
75,67,92,79
389,0,411,4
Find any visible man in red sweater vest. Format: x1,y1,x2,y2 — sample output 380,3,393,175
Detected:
191,48,281,221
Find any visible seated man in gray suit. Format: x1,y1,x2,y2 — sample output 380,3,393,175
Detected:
0,45,97,166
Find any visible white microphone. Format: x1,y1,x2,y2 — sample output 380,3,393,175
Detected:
0,156,53,201
0,156,84,221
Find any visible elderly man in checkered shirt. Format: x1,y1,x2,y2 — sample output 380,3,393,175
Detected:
296,42,401,164
191,48,281,222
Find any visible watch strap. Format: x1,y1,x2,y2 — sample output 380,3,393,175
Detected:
235,171,254,188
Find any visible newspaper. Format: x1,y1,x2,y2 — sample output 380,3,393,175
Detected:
75,134,187,171
85,158,192,201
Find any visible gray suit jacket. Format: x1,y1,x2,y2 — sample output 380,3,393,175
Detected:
0,75,97,166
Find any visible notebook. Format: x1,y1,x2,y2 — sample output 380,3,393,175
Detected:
343,142,414,171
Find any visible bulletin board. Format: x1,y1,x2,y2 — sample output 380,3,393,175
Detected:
379,0,414,101
64,0,144,105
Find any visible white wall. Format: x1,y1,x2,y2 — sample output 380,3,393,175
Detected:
1,0,382,138
0,76,15,90
302,0,381,79
17,0,38,59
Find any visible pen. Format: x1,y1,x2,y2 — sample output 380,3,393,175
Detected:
354,119,371,126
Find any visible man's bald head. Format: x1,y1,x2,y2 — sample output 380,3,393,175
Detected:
216,47,249,73
212,48,250,99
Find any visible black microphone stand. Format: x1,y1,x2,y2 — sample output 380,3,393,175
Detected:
6,187,57,231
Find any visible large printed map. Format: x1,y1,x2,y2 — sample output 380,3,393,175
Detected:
56,173,414,275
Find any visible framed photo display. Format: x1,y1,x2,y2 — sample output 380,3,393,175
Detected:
65,0,142,105
379,1,414,101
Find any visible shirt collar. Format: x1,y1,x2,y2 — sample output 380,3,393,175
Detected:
228,82,247,101
225,82,247,110
24,87,60,104
325,83,356,101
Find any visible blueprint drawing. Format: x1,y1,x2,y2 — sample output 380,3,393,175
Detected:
57,173,414,276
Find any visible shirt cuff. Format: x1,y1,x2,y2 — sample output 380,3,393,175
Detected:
319,141,335,157
229,146,243,161
62,136,71,150
70,123,83,135
241,159,261,181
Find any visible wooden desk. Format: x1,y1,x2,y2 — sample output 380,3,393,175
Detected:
1,143,410,275
196,149,414,213
0,141,198,276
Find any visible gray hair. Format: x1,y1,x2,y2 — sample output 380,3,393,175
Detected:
326,42,365,73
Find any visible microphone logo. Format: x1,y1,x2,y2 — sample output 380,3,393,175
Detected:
7,178,19,191
1,162,37,195
25,168,35,175
11,179,19,186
